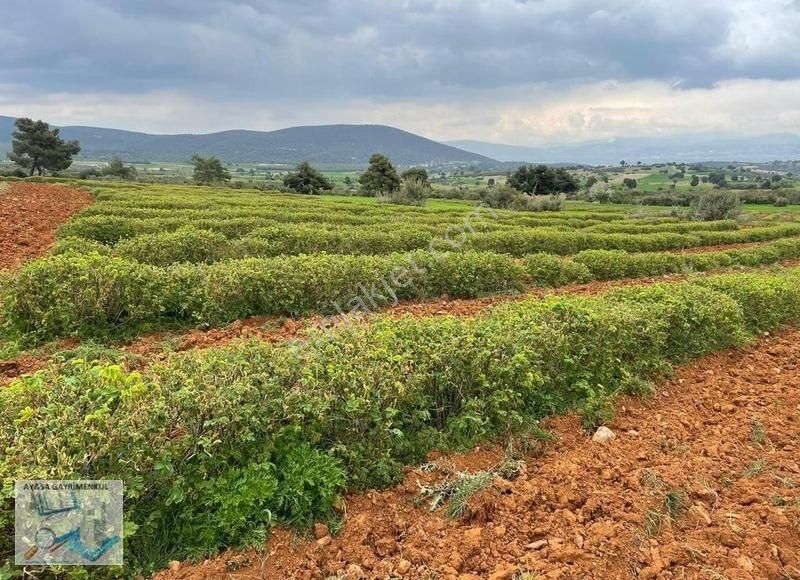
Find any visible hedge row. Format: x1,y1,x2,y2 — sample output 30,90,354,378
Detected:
1,250,526,339
78,204,623,231
76,202,735,233
3,268,800,574
6,238,800,341
85,185,631,224
54,219,800,262
470,224,800,256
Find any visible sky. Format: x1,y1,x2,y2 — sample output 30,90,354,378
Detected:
2,0,800,145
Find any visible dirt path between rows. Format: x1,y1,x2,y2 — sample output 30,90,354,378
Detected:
157,328,800,580
0,181,93,270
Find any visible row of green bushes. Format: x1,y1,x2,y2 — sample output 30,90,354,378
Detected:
58,210,688,246
80,200,626,228
64,207,740,243
3,268,800,574
582,219,738,234
55,218,800,261
6,238,800,341
467,223,800,256
87,186,630,223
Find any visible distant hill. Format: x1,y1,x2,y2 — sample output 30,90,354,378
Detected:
0,116,494,167
447,135,800,165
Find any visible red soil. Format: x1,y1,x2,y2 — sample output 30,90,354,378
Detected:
0,182,93,270
157,328,800,580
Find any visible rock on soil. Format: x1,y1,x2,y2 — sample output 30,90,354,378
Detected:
591,426,616,444
155,328,800,579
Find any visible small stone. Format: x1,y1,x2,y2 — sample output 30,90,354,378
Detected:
719,530,743,548
317,535,332,546
344,563,365,579
687,504,712,526
487,564,516,580
592,426,616,444
526,540,548,550
396,559,412,575
375,537,398,557
168,561,181,572
737,556,754,572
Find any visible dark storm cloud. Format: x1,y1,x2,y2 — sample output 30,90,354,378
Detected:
2,0,800,102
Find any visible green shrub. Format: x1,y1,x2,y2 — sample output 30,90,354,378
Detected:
58,214,138,244
573,249,686,280
3,252,170,339
522,253,592,286
1,251,524,339
509,194,565,212
696,272,800,332
50,236,112,256
686,251,734,271
605,283,746,361
115,227,228,265
377,177,428,206
691,191,742,221
5,269,800,573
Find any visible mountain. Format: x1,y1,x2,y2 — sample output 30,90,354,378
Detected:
447,134,800,165
0,116,494,167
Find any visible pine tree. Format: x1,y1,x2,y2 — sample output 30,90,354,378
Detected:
358,153,401,196
283,162,333,194
7,118,81,176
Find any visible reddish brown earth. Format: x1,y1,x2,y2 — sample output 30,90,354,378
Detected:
0,182,93,270
156,328,800,580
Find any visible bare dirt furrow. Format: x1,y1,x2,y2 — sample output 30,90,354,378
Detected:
158,328,800,580
0,182,93,270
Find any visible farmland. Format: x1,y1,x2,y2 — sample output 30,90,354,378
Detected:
1,180,799,577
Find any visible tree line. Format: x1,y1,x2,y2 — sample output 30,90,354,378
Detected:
4,117,578,211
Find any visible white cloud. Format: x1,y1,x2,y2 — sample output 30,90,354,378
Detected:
3,78,800,144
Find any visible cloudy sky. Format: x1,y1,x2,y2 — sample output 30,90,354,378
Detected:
2,0,800,145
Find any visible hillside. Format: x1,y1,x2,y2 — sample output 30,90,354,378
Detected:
0,117,494,167
448,134,800,165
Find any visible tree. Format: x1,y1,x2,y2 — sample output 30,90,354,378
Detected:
707,171,727,187
622,178,637,189
191,155,231,183
401,167,430,186
691,191,741,221
584,176,598,189
103,156,137,180
283,161,333,194
7,118,81,176
359,153,401,196
690,175,700,187
507,164,578,195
